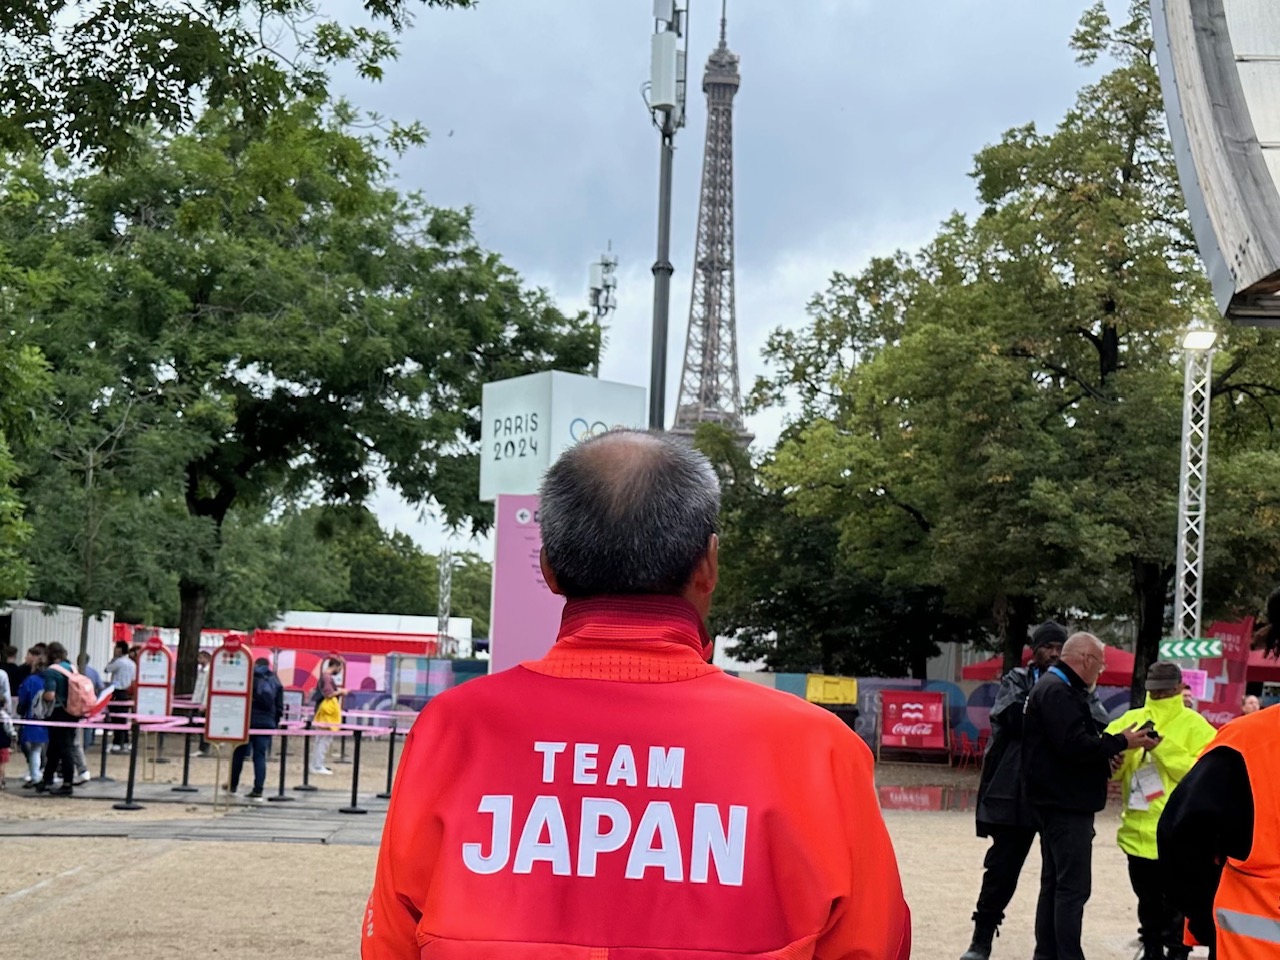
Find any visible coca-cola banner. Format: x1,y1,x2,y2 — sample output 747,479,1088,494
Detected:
879,690,948,752
1200,618,1254,727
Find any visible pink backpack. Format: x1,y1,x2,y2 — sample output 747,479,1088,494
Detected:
49,664,97,718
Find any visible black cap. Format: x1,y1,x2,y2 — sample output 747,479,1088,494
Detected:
1146,661,1182,692
1031,621,1068,651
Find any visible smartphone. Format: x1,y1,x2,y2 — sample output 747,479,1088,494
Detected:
1139,719,1159,738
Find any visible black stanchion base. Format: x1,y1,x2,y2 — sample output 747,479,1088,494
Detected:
96,776,117,783
376,791,392,799
293,784,319,792
112,801,144,811
171,785,199,793
155,758,172,765
339,806,368,815
335,759,353,765
267,794,296,803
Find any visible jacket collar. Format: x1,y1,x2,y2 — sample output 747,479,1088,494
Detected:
1051,660,1088,691
521,595,720,683
556,595,713,659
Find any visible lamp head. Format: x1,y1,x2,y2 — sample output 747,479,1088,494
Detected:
1182,329,1218,351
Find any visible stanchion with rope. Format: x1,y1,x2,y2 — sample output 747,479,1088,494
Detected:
172,726,198,793
96,721,116,782
268,728,296,803
339,729,367,815
294,719,318,793
377,719,398,800
112,721,144,811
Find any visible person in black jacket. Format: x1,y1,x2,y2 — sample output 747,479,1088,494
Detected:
961,622,1115,960
228,657,284,803
961,621,1066,960
1023,632,1156,960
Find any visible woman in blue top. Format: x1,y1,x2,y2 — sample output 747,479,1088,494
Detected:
16,664,47,786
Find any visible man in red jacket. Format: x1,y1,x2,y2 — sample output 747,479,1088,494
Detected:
363,430,911,960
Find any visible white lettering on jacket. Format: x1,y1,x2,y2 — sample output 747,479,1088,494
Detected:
460,742,748,885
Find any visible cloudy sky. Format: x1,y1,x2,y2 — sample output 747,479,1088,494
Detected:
350,0,1121,555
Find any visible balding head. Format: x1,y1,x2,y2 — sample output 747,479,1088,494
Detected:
1060,632,1106,685
539,430,720,598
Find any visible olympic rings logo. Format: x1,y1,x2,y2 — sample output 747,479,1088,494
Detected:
569,418,615,443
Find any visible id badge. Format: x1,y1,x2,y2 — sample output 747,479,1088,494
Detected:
1134,760,1164,803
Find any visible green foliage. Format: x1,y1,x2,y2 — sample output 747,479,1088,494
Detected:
0,0,474,161
3,97,591,684
697,424,980,677
747,1,1280,687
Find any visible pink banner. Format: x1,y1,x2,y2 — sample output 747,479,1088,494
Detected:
879,690,947,751
489,494,565,674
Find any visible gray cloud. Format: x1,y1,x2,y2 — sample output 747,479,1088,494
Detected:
342,0,1119,552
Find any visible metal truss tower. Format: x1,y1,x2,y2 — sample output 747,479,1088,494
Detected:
671,2,751,444
1173,335,1216,642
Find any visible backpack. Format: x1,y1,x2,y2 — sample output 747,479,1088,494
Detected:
310,682,326,706
49,663,97,718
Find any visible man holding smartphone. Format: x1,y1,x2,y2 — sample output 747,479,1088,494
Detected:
1106,662,1216,960
1022,633,1158,960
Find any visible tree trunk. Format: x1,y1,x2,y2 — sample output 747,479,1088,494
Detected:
77,608,91,672
177,579,209,695
909,647,929,681
1002,594,1036,675
1131,558,1172,708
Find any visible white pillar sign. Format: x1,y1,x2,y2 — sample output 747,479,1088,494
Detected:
479,372,647,502
205,636,253,744
135,636,174,718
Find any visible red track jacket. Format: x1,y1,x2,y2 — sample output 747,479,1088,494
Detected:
363,596,911,960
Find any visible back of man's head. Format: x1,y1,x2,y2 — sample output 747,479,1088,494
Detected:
46,641,67,663
540,430,720,598
254,657,270,669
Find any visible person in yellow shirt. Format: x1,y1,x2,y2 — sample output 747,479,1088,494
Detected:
1106,661,1216,960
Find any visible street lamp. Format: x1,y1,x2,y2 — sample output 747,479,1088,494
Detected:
1173,328,1218,643
646,0,690,430
588,244,619,377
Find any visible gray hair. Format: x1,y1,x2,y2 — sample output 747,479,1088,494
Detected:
539,430,720,597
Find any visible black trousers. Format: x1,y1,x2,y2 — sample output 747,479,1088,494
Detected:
1127,854,1190,958
41,707,76,787
973,825,1037,928
1033,808,1095,960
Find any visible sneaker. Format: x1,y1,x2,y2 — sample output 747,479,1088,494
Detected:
223,784,237,795
312,767,335,776
52,785,73,797
33,782,49,793
21,780,36,790
244,791,265,804
109,745,122,754
73,772,91,786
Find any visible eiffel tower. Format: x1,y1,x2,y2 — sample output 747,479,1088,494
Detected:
670,1,751,445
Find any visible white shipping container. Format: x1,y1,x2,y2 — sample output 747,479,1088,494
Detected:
1,599,115,671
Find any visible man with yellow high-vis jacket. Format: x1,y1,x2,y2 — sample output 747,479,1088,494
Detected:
1106,662,1216,960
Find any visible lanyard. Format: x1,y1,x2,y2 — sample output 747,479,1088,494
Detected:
1048,666,1072,686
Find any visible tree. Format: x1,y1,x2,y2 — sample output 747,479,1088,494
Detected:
697,424,979,677
0,0,473,161
756,2,1280,700
14,100,596,688
0,340,50,598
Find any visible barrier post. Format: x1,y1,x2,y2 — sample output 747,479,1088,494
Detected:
336,725,351,765
294,719,317,793
338,730,367,815
97,723,115,782
172,729,198,793
112,721,144,811
268,730,296,802
377,720,398,800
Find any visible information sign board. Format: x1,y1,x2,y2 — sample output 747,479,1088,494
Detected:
205,636,253,744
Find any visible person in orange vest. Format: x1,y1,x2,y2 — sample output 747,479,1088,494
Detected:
362,429,911,959
1159,587,1280,959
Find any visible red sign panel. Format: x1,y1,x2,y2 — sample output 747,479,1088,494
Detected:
1201,618,1254,727
879,690,947,751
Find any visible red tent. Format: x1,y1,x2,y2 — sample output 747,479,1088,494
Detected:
962,645,1136,687
1248,648,1280,683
